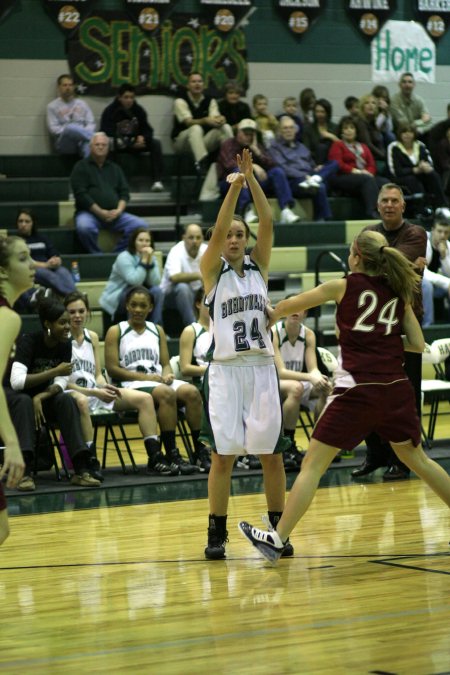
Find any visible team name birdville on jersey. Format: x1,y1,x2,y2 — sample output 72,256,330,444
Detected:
221,293,266,318
123,346,159,368
71,357,96,377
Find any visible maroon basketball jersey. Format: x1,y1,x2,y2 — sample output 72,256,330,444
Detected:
336,273,406,383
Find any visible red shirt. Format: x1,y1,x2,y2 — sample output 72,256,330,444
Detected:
336,273,406,383
328,139,376,175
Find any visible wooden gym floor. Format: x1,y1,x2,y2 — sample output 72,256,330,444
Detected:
1,416,450,674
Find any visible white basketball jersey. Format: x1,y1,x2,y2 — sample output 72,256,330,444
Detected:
191,322,210,368
274,320,307,372
70,329,97,388
206,255,273,362
118,320,162,377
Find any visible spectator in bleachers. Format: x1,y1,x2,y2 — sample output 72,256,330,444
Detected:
218,81,251,133
390,72,433,138
299,88,316,123
252,94,279,147
216,118,300,224
100,84,164,192
9,297,101,491
434,125,450,195
160,224,207,329
277,96,303,141
302,98,339,165
422,216,450,326
99,226,162,331
13,208,75,313
70,132,148,253
47,74,95,158
386,122,447,210
328,116,388,219
355,94,387,161
172,72,233,175
344,96,359,117
105,285,208,474
64,291,163,477
269,117,335,221
371,85,396,147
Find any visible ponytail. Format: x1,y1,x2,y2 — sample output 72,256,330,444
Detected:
354,231,421,305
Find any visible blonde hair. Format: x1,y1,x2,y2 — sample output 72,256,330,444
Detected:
353,230,420,305
358,94,378,121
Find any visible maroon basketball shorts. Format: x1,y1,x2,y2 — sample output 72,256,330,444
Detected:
313,379,421,450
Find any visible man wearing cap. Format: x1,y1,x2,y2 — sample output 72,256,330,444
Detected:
216,118,300,224
171,72,233,174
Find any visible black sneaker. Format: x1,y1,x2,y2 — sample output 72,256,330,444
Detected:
264,515,294,558
247,454,262,470
146,451,176,476
195,445,211,473
288,442,305,468
281,539,294,557
282,450,297,472
167,448,198,475
205,519,229,560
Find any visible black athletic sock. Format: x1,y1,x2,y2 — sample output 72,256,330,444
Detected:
144,437,160,457
160,430,176,453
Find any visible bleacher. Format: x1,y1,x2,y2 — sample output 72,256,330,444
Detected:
1,151,441,352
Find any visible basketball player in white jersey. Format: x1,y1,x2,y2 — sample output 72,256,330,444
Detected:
200,148,292,560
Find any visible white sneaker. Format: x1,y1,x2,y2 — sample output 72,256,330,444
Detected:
299,177,312,189
244,205,258,224
280,207,300,224
309,175,323,186
151,181,164,192
238,521,284,564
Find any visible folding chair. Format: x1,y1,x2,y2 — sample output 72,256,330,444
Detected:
297,347,338,441
91,410,139,474
421,339,450,448
34,422,71,481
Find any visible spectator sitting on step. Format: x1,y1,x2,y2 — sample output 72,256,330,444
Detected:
386,122,448,210
302,98,339,166
160,224,207,331
99,226,163,333
104,285,208,474
70,132,148,253
328,116,389,219
216,118,300,224
12,208,76,313
172,71,233,175
9,297,101,491
422,215,450,327
390,72,433,139
269,116,337,221
218,81,251,133
47,74,95,158
276,96,303,142
64,290,164,477
100,84,164,192
299,87,316,124
252,94,279,147
355,93,387,161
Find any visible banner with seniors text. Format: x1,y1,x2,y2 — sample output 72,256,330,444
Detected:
371,20,435,83
66,10,248,97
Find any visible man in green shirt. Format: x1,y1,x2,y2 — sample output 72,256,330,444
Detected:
70,132,147,253
390,72,433,138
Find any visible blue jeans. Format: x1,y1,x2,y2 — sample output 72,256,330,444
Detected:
220,166,294,212
55,124,93,158
163,283,197,328
422,277,450,327
76,211,148,253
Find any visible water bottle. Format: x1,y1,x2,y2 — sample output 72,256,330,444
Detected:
71,261,81,283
